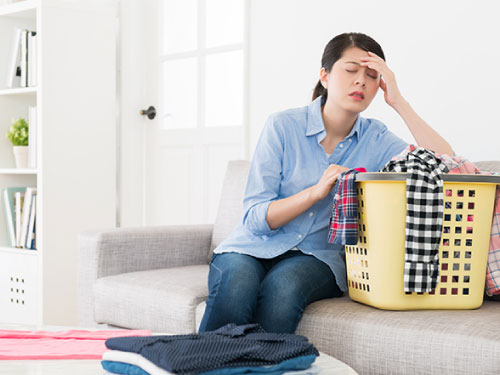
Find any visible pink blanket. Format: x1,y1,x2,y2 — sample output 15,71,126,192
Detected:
0,329,152,360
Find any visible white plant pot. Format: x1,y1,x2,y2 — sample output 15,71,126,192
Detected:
13,146,28,169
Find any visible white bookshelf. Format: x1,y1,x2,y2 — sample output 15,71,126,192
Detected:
0,0,117,325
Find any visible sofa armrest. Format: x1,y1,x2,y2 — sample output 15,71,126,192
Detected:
77,224,213,326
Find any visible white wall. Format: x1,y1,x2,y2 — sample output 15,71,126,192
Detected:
248,0,500,162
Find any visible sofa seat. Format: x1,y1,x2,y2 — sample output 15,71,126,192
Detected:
94,265,209,333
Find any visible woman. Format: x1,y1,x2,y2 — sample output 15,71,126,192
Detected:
198,32,453,334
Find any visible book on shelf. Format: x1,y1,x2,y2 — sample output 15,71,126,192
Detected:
14,191,24,247
20,29,27,87
28,31,37,87
26,195,36,249
6,27,37,89
20,187,36,248
1,186,37,249
2,187,25,247
28,105,37,168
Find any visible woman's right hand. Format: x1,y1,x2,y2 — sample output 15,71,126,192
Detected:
312,164,349,202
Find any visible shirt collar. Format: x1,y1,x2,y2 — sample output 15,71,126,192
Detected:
306,96,361,141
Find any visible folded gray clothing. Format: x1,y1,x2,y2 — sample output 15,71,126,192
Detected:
105,323,319,375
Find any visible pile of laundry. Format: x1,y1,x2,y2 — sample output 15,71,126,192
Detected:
101,323,320,375
328,145,500,295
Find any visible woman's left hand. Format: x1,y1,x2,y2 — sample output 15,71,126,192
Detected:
360,52,405,108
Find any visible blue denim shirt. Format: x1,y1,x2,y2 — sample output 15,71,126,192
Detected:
214,96,409,292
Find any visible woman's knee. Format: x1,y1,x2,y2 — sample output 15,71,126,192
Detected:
208,253,265,300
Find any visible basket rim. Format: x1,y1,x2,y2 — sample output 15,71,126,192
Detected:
355,172,500,183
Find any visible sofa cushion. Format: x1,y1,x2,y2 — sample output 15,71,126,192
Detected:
94,265,209,334
474,160,500,173
209,160,251,262
296,297,500,375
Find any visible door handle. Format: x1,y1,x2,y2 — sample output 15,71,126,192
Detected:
140,106,156,120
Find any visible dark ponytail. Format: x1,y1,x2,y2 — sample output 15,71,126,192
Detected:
312,32,386,101
312,80,327,101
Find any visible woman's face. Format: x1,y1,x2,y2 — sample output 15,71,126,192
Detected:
320,47,380,113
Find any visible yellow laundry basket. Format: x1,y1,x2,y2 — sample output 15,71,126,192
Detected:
345,172,500,310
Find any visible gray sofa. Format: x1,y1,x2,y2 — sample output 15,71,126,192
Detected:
78,160,500,375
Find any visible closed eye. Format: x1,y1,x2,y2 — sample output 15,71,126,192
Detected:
345,69,377,79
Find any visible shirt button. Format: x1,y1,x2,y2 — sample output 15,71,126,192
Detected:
339,144,344,148
297,234,303,239
349,139,352,142
309,212,314,217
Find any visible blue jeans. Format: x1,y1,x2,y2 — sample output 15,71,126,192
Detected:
198,250,343,334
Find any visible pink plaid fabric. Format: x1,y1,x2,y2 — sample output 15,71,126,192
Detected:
392,145,500,295
328,170,360,245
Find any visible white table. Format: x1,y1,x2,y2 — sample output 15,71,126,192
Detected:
0,324,358,375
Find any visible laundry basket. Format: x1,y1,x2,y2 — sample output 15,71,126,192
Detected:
345,172,500,310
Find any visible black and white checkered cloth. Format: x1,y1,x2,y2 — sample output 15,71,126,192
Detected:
381,147,449,293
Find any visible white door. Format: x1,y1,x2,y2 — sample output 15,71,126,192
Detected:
120,0,248,227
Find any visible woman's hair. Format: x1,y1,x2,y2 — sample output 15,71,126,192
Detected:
312,32,386,101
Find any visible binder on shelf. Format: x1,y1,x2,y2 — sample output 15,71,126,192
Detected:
28,31,37,87
6,27,21,88
25,195,36,250
20,187,36,248
2,187,25,247
28,106,37,168
20,29,27,87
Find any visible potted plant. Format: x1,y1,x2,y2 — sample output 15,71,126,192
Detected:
6,117,29,169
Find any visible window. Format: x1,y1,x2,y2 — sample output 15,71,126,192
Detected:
159,0,246,130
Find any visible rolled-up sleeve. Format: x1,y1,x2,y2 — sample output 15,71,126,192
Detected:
242,114,283,237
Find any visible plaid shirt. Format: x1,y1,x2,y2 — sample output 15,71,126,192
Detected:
383,147,449,293
394,145,500,296
327,170,361,245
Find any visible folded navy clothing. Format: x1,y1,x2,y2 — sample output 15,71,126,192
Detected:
105,323,319,375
